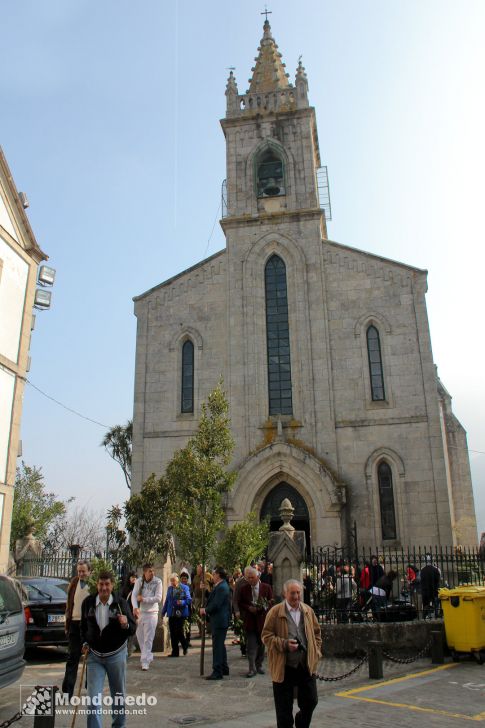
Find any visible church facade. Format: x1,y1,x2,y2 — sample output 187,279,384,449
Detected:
132,21,477,550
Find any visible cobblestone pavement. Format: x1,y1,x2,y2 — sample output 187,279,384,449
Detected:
1,637,484,726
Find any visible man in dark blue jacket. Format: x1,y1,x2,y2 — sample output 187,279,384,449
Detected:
200,567,231,680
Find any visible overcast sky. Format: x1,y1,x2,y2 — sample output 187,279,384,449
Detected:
1,0,484,538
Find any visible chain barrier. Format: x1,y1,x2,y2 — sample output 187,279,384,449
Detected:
0,712,23,728
316,628,433,681
316,623,369,682
316,652,368,682
382,637,433,665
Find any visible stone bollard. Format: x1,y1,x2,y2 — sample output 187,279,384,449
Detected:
367,640,383,679
32,686,57,727
431,629,445,664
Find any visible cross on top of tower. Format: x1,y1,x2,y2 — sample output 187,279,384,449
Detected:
261,5,272,22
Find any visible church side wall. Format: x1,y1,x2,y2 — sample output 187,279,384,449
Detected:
411,279,455,546
438,390,478,546
132,254,228,492
446,419,478,546
323,248,454,547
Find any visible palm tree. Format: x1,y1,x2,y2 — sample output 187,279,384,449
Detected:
101,420,132,489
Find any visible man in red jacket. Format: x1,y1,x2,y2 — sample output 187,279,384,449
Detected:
239,566,273,677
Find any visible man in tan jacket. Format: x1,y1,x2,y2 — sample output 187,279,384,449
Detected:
62,559,91,698
262,579,321,728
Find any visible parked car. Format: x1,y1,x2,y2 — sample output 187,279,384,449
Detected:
0,575,26,688
17,577,69,648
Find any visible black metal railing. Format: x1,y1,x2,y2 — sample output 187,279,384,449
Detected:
304,544,485,624
15,548,128,581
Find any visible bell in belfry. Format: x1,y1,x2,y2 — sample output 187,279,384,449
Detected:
263,177,281,196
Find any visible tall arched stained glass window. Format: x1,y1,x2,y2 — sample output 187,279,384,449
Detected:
181,340,194,413
366,325,385,401
378,461,397,540
265,254,293,416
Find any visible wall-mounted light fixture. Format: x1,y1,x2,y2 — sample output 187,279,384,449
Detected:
18,192,29,209
34,289,52,309
38,265,56,286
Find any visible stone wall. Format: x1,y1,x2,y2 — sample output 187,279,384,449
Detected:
321,619,444,657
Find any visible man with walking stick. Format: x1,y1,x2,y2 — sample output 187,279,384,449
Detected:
81,570,136,728
62,560,91,699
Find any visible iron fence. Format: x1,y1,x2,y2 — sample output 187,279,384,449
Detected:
15,548,128,582
304,544,485,624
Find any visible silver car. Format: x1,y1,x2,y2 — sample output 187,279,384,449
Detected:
0,575,26,688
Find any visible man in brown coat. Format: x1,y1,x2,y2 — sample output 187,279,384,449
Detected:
238,566,273,677
262,579,322,728
62,560,91,698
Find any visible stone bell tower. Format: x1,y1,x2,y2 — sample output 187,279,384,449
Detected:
221,19,326,228
220,19,338,472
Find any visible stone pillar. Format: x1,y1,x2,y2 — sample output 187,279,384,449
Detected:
152,553,173,653
15,524,43,576
69,544,81,577
267,498,306,602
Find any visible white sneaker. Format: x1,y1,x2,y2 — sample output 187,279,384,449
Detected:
141,663,149,671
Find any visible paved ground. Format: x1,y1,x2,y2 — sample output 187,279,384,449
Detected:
1,636,484,726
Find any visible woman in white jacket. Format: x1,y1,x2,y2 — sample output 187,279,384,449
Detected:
131,563,163,670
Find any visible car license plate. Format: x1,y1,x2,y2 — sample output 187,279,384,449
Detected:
0,633,17,649
47,614,65,624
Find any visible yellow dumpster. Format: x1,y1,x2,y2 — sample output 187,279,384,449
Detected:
439,586,485,662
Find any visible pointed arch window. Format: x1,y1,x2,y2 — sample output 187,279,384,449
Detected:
378,461,397,540
181,340,194,413
257,149,285,197
367,325,385,401
265,254,293,416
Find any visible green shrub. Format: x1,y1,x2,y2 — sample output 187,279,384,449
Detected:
87,556,120,594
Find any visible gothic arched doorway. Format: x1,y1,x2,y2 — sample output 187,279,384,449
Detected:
260,482,311,553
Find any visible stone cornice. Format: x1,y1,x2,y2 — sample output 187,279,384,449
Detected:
220,105,316,133
0,146,47,262
0,355,24,378
220,207,322,231
144,429,197,438
324,239,427,277
336,415,428,429
133,248,225,302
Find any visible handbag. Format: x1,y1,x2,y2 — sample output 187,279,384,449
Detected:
171,586,183,618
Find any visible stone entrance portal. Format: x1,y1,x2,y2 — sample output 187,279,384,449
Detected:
260,482,311,553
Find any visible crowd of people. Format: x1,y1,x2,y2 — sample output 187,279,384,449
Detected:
60,553,444,727
61,555,444,724
62,558,323,728
305,553,442,622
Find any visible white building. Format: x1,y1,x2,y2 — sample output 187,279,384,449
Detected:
0,147,47,571
132,22,477,550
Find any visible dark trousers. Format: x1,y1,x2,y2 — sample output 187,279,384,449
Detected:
211,627,228,677
168,616,188,656
273,664,318,728
246,630,265,671
62,621,82,699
